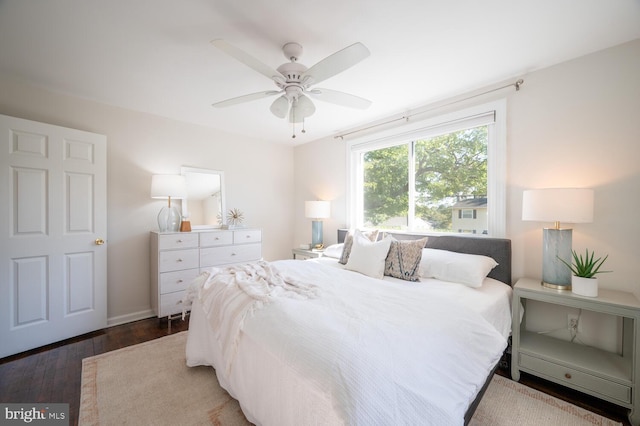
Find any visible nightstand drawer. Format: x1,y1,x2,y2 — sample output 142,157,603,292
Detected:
519,353,631,404
200,243,262,267
159,248,199,272
234,229,262,244
160,268,200,294
157,233,199,250
200,231,234,247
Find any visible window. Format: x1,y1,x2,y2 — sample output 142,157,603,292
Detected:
460,209,475,219
348,101,506,237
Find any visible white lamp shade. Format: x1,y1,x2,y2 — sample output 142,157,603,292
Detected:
150,175,187,199
522,188,594,224
305,200,330,219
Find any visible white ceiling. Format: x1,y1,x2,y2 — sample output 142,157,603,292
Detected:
1,0,639,145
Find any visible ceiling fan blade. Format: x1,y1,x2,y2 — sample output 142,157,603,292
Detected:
211,39,282,81
302,42,370,85
289,94,316,123
309,88,372,109
212,90,280,108
270,95,289,118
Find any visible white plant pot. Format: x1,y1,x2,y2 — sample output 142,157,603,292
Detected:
572,276,598,297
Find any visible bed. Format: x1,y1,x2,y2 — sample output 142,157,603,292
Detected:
185,229,513,425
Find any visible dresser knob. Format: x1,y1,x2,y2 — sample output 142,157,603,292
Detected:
564,373,572,379
177,279,183,283
177,239,183,243
177,258,183,262
246,235,251,238
231,253,236,256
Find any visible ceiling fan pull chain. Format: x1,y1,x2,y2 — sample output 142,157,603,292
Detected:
292,121,296,139
302,118,306,134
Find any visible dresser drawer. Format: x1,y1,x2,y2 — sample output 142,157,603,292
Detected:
519,353,631,404
200,230,233,247
159,291,184,317
234,229,262,244
157,233,199,250
159,268,201,294
200,243,262,267
159,248,199,273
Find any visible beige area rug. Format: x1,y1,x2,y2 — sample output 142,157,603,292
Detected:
79,332,621,425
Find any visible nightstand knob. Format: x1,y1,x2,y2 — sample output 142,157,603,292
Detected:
564,373,572,379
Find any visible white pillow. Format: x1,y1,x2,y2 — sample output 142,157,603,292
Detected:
345,231,392,279
323,243,344,259
419,248,498,288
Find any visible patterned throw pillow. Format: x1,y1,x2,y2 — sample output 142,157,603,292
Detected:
339,229,379,264
384,237,429,281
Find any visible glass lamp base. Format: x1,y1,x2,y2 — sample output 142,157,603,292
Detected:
311,220,323,247
541,228,572,287
158,206,181,232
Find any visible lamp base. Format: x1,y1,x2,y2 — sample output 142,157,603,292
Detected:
541,228,572,287
541,281,572,291
158,205,181,232
311,220,323,247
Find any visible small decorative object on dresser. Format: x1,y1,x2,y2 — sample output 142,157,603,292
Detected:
222,208,245,229
558,248,611,297
180,214,192,232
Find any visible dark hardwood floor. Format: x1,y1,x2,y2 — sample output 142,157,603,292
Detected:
0,317,631,425
0,317,188,426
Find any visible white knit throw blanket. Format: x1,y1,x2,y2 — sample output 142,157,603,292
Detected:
188,261,319,374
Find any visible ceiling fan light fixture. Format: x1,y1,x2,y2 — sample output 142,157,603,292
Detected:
210,39,371,137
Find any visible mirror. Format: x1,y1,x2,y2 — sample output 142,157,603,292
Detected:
180,166,226,229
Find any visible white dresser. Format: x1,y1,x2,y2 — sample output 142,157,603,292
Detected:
150,229,262,320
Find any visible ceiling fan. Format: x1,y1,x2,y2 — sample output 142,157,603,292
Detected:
211,40,372,138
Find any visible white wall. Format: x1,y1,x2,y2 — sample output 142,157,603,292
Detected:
294,39,640,296
0,76,295,325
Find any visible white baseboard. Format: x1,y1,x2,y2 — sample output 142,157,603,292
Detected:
107,309,155,327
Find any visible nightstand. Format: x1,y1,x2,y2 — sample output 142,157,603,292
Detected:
511,277,640,426
292,248,324,260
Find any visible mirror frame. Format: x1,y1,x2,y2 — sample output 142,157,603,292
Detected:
180,166,226,229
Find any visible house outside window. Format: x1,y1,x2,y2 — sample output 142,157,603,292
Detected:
453,197,488,234
348,101,506,237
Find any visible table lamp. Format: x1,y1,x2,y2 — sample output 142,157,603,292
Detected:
522,188,594,289
151,174,187,232
305,200,330,248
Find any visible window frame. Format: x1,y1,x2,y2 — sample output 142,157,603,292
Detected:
346,100,507,237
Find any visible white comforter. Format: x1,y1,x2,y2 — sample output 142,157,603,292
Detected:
186,259,508,426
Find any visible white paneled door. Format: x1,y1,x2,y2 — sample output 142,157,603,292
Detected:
0,114,107,358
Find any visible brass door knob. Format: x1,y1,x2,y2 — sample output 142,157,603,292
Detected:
95,238,105,245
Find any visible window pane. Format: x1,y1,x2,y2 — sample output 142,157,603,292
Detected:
414,126,488,233
363,144,408,229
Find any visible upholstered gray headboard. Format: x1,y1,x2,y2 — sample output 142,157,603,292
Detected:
337,229,512,286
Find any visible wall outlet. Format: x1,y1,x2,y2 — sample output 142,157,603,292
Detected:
568,314,580,332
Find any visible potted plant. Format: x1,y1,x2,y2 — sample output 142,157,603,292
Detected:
558,249,611,297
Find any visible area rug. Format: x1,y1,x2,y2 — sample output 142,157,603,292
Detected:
79,332,621,425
